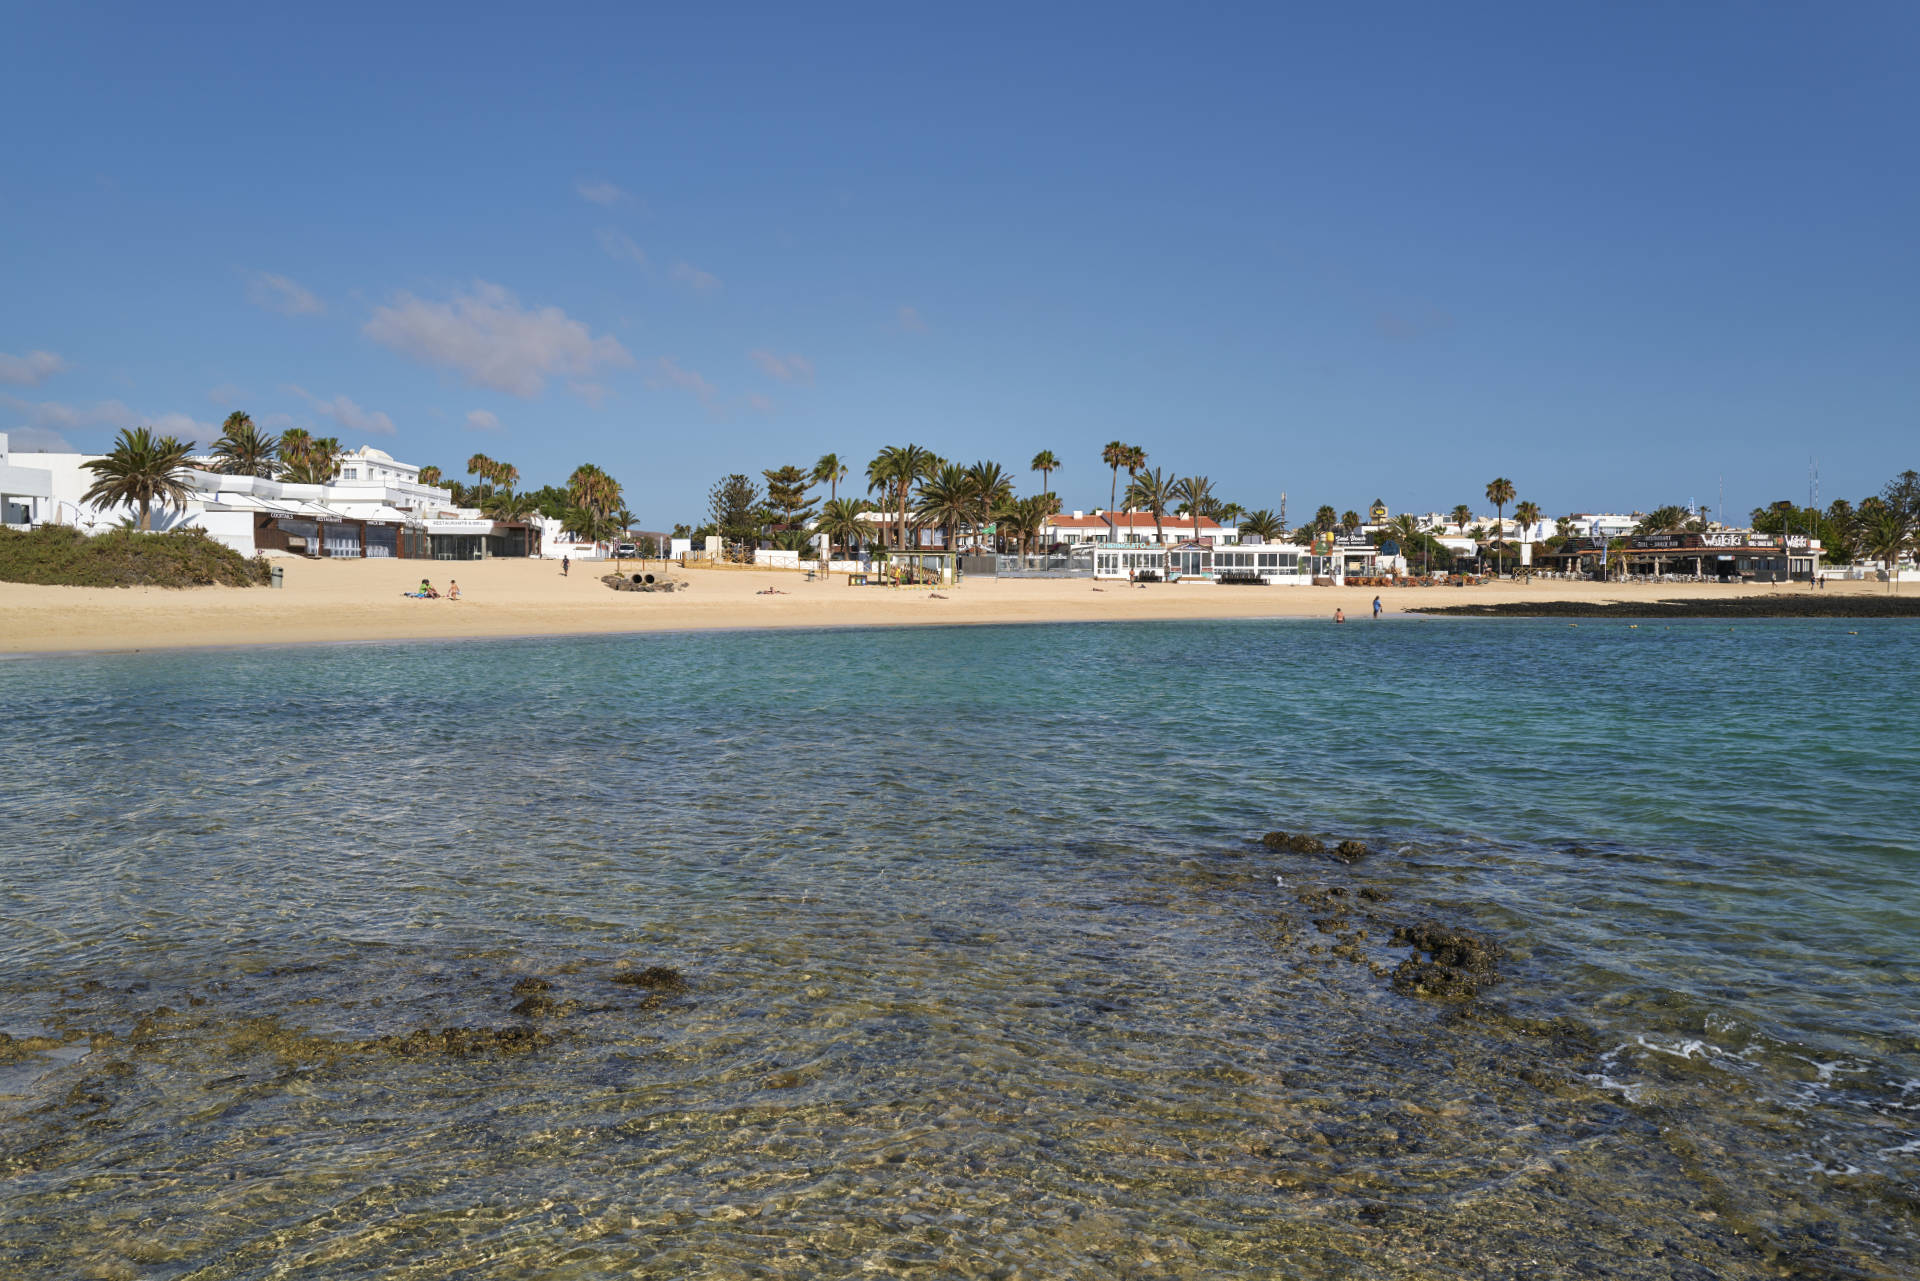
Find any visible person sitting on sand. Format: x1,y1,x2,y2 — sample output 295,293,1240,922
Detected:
929,592,947,599
756,587,787,595
419,577,432,595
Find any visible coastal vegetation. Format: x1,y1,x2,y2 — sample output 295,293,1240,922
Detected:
81,427,197,531
0,524,270,587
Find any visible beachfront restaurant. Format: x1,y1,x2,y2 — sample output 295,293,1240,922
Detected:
426,518,531,560
1093,544,1171,581
1165,541,1310,584
1540,533,1819,582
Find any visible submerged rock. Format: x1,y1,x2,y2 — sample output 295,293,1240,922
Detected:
612,965,688,992
1332,840,1369,863
1262,831,1327,855
1389,922,1505,1003
373,1025,549,1057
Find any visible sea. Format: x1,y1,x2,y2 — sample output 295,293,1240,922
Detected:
0,617,1914,1279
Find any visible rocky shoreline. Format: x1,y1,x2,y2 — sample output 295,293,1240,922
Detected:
1411,593,1920,618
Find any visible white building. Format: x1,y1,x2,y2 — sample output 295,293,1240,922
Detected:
1042,510,1234,546
0,434,55,527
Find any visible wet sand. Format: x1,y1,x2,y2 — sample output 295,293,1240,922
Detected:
0,557,1885,654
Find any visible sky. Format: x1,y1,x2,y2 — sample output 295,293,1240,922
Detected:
2,2,1916,527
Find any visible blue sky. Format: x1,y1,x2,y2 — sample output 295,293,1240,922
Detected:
3,2,1915,526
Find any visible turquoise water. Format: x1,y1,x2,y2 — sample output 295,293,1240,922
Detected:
0,618,1914,1278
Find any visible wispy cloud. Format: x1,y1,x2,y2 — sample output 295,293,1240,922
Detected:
646,357,718,408
246,272,325,317
670,261,722,294
0,395,214,443
288,386,397,436
749,349,814,384
897,305,926,332
0,350,70,386
596,228,648,267
363,280,632,398
576,179,628,206
4,426,76,451
465,409,504,433
746,393,774,414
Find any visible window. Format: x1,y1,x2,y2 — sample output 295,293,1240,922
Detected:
344,468,357,479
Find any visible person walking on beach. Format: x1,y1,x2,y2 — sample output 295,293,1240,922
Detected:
561,555,570,577
447,579,461,600
1372,595,1382,620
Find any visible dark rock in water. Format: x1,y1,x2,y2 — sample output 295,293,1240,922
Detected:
612,965,688,992
373,1025,549,1057
1261,831,1328,855
1359,886,1390,902
510,992,557,1018
1389,922,1504,1002
510,977,551,996
1332,840,1369,863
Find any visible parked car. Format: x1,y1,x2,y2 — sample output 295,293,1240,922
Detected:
614,542,638,558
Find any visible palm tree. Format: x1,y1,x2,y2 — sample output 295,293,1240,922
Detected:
1239,508,1284,542
1861,507,1911,593
1125,467,1176,546
1177,475,1215,544
483,487,543,555
1030,450,1059,503
916,462,980,554
1339,510,1361,536
1485,477,1516,576
418,465,444,488
812,453,848,503
868,444,934,551
1387,513,1425,576
1100,441,1133,544
82,427,196,531
467,453,498,498
210,411,279,478
815,497,867,565
965,460,1015,548
1450,503,1473,534
1217,501,1244,529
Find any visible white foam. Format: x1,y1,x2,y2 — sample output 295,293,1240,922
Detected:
1582,1072,1646,1103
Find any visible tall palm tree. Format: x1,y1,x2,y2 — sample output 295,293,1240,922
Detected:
1030,450,1059,503
1100,441,1133,544
210,411,279,478
812,453,847,503
1485,477,1516,576
868,444,933,551
418,465,444,488
1339,509,1361,536
1388,513,1425,576
467,453,498,498
82,427,196,531
1512,501,1541,569
1450,503,1473,535
1239,508,1284,542
483,487,543,555
1217,501,1244,530
1176,475,1215,544
965,460,1015,548
1125,467,1176,546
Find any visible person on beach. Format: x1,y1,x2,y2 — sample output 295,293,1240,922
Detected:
561,555,570,577
447,580,461,600
1334,607,1345,623
1372,595,1382,619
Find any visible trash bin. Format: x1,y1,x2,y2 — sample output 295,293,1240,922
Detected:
270,564,284,589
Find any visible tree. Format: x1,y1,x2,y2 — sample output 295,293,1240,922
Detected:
1100,441,1133,544
812,453,848,503
482,487,543,555
278,433,342,485
1030,450,1059,502
915,462,981,554
1513,500,1541,537
762,464,817,532
1125,467,1175,545
81,427,196,531
1450,503,1473,534
1339,509,1361,536
1485,477,1516,575
1239,508,1285,542
706,473,763,555
1387,514,1424,575
418,465,444,488
1882,469,1920,527
815,497,868,564
210,411,279,478
1860,506,1912,592
1635,505,1692,535
1177,475,1215,544
868,444,934,551
466,453,499,498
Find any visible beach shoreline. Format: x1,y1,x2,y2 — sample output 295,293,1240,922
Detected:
0,557,1893,655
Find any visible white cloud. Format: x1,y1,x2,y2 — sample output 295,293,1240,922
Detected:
646,357,718,407
288,387,397,436
246,272,325,317
596,228,648,267
364,280,632,398
897,305,926,332
746,393,774,413
0,350,70,386
670,261,722,293
577,179,628,206
1,395,214,443
465,409,503,433
570,381,608,408
749,349,814,384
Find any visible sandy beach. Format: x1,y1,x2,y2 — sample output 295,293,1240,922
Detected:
0,557,1884,655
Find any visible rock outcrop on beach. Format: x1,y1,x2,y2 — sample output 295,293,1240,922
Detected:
1411,594,1920,618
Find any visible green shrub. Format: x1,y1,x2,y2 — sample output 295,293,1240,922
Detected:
0,525,271,588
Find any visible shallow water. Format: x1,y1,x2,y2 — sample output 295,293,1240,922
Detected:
1,618,1914,1278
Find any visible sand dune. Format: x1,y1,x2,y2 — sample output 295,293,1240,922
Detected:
0,557,1880,655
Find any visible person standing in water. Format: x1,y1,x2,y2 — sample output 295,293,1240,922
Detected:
1373,595,1382,619
1334,607,1346,623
